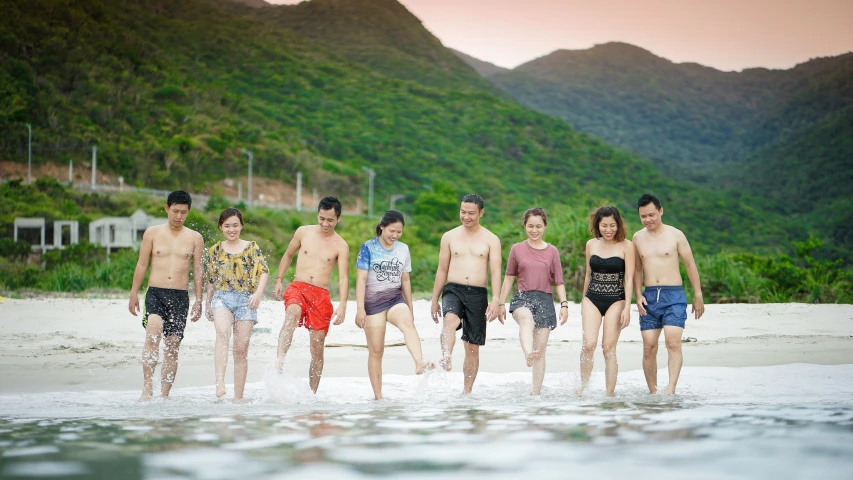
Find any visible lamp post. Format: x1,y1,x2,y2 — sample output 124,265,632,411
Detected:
362,167,375,217
241,148,253,207
390,194,406,210
26,123,32,183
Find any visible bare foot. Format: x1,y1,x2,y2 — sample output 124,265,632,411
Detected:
216,384,227,398
275,357,285,373
439,356,452,372
526,352,535,367
233,397,251,404
138,390,153,402
374,394,383,401
606,391,615,397
415,360,436,375
661,385,676,395
575,384,587,397
462,387,472,396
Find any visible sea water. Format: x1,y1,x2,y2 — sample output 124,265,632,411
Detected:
1,364,852,479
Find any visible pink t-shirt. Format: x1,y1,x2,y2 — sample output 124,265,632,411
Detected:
505,241,564,294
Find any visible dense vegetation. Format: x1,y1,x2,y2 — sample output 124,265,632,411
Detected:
2,181,850,304
466,43,853,259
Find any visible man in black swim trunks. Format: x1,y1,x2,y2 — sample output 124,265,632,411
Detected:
430,194,504,395
128,191,204,401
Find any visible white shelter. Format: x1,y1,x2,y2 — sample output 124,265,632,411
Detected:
13,218,46,252
89,209,165,251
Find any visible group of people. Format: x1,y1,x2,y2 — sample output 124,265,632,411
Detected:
128,190,704,402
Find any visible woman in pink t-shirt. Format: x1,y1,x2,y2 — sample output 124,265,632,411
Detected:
498,208,569,396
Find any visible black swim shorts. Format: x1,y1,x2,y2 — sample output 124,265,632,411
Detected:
509,290,557,330
143,286,190,340
441,282,488,346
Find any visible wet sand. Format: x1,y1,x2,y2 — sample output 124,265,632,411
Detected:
1,299,851,394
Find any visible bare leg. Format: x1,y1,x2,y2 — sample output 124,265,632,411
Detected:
364,313,387,400
462,341,479,395
213,309,235,398
577,298,602,396
601,300,625,396
308,329,327,393
440,313,461,371
386,304,433,374
531,327,551,396
140,315,164,402
641,328,662,394
232,320,254,401
662,325,684,394
276,304,302,370
512,307,535,367
160,335,182,398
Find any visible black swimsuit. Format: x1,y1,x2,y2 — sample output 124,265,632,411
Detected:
584,255,626,316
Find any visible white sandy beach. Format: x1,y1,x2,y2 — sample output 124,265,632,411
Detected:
1,299,851,395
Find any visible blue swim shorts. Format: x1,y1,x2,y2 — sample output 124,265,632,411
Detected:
211,290,258,323
639,286,687,331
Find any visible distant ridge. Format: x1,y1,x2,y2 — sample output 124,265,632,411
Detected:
228,0,269,7
450,49,508,77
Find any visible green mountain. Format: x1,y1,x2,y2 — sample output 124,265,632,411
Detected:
0,0,816,255
450,49,509,78
243,0,497,93
457,43,853,257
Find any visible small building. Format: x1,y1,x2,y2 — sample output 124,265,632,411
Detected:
13,218,80,252
89,209,165,251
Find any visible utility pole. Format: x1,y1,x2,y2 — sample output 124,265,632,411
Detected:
68,160,73,185
26,123,32,183
362,167,375,217
241,148,253,207
296,172,303,211
91,146,97,190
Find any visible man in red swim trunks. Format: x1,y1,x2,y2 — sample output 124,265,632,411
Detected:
273,196,350,393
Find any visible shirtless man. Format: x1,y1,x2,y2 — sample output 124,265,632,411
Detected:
128,191,204,401
431,194,504,395
272,196,349,393
632,194,704,395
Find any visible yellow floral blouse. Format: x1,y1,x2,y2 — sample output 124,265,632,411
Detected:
206,241,269,293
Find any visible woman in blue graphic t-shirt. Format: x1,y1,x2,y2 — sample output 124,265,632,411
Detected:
355,210,434,400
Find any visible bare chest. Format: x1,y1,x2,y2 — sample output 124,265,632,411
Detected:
152,239,194,261
450,239,490,261
637,239,677,261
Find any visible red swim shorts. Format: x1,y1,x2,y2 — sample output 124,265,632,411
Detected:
283,281,334,333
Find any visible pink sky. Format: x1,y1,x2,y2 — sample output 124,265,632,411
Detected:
266,0,853,71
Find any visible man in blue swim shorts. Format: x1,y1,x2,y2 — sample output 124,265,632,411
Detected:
632,194,705,395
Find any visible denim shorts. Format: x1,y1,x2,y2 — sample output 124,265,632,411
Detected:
639,286,687,331
211,290,258,323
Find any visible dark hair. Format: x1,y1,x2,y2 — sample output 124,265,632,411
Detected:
461,193,484,210
637,193,662,210
318,196,342,216
522,207,548,227
589,206,626,242
218,207,243,227
376,209,405,236
167,190,192,208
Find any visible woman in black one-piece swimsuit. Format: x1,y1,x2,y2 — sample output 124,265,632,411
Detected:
577,206,635,397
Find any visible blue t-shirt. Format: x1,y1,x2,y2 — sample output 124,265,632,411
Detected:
356,237,412,314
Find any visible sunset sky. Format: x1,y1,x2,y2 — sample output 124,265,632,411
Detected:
265,0,853,72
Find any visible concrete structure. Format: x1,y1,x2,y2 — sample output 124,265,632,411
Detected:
13,218,46,252
89,209,165,251
53,221,79,248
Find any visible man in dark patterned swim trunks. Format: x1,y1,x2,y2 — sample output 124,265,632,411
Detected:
430,194,504,395
128,191,205,401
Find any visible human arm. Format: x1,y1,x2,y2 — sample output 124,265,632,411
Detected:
248,243,269,310
273,229,303,300
402,272,414,315
332,241,350,325
189,233,204,322
355,268,368,329
633,237,647,315
553,248,569,325
430,233,451,323
621,241,635,329
487,234,504,323
678,232,704,319
205,282,215,321
128,229,153,316
556,284,569,325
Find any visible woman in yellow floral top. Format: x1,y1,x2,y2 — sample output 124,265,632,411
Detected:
205,208,269,401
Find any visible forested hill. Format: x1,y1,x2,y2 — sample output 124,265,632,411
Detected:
242,0,498,93
461,42,853,258
0,0,815,254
